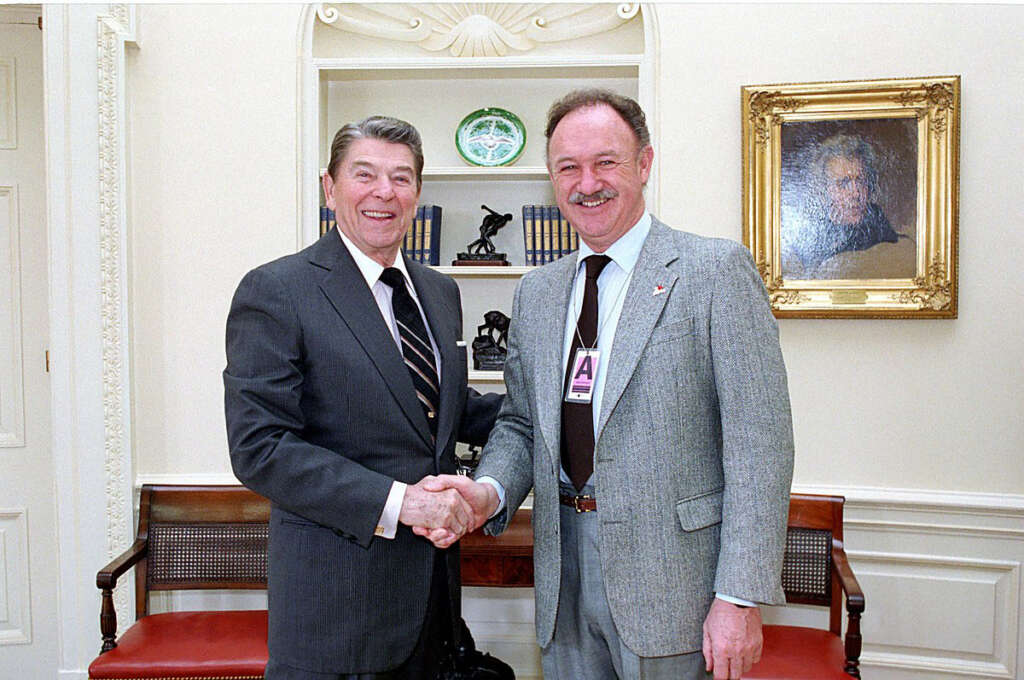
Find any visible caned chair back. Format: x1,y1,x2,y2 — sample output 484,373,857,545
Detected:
135,485,270,618
782,493,846,636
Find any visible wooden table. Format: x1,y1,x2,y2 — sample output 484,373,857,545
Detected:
459,509,534,587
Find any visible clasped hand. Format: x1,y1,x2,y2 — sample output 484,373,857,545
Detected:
398,475,498,548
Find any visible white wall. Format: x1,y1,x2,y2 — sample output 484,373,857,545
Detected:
128,4,303,478
652,3,1023,493
124,4,1024,679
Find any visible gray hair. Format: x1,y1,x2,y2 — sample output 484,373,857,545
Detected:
326,115,424,188
545,89,650,159
809,134,879,199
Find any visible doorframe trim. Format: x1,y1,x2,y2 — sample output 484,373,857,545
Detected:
43,4,137,673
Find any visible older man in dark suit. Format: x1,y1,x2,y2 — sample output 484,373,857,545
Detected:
224,116,501,680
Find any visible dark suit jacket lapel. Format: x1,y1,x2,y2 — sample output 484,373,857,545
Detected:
406,259,458,458
310,233,434,449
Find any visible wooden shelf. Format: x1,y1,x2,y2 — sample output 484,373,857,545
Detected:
435,265,534,277
423,166,549,180
468,369,504,383
320,166,548,180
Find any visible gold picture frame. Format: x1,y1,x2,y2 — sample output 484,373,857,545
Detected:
742,76,959,318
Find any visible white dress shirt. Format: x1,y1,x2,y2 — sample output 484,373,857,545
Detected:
336,229,442,540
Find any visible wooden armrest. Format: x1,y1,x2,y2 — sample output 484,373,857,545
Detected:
95,538,146,654
833,544,864,677
96,539,147,590
832,545,865,612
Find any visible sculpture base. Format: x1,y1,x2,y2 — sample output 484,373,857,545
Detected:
453,253,509,266
474,357,506,371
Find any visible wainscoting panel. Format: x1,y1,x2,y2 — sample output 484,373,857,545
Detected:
804,485,1024,679
0,184,24,447
0,507,30,644
0,57,16,149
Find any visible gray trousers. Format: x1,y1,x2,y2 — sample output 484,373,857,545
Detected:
541,484,711,680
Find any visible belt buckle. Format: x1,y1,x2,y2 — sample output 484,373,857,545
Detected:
572,494,593,513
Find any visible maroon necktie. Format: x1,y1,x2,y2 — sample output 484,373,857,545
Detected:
561,254,611,491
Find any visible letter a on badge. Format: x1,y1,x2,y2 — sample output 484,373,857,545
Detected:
565,348,600,404
575,355,593,380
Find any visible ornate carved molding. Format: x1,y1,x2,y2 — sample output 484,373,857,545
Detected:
893,83,955,138
316,3,641,57
97,4,134,635
110,3,130,29
747,91,806,146
892,256,953,311
757,260,810,306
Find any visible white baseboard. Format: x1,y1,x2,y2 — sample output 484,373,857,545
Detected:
793,483,1024,513
135,472,241,486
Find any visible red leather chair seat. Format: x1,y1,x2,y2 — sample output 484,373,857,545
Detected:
88,610,267,679
745,624,852,679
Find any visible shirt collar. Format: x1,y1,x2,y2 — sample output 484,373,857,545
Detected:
576,212,652,276
336,228,414,294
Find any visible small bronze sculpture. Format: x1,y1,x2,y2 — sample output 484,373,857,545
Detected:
456,445,482,475
468,205,513,255
454,205,512,266
471,309,510,370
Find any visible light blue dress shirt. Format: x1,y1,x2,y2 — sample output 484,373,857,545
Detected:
558,212,651,483
479,213,649,492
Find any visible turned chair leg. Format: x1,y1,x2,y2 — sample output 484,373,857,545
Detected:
100,588,118,653
844,610,862,677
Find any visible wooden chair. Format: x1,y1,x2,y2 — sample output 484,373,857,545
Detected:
88,485,270,680
747,493,865,679
87,484,530,680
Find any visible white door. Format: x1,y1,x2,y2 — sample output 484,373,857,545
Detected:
0,9,57,676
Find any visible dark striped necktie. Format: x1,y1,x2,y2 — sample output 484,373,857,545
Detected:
379,267,440,436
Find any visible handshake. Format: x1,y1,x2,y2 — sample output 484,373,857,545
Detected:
398,474,500,549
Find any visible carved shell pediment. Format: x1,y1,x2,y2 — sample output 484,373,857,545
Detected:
316,3,641,57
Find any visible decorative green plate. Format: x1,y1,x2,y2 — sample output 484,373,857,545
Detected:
455,108,526,167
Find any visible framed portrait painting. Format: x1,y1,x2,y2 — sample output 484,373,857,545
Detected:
742,76,959,318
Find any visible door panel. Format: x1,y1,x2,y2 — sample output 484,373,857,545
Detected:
0,13,56,675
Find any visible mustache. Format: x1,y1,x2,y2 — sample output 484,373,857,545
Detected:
569,189,618,204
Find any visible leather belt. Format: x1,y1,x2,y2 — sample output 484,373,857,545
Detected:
559,493,597,513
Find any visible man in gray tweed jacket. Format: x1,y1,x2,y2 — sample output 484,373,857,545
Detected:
421,90,794,680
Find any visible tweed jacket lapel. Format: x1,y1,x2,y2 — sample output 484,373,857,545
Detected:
311,233,434,449
406,258,459,459
532,254,579,474
595,219,680,444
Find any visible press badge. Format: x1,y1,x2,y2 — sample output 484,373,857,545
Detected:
564,348,601,404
